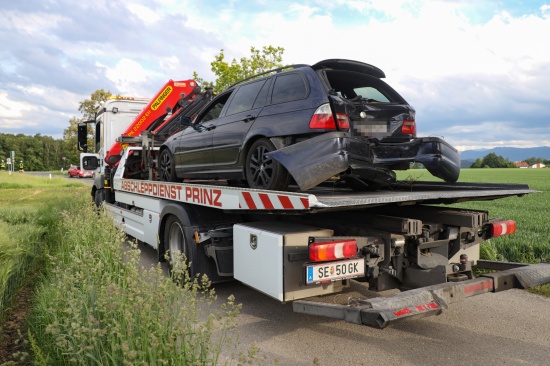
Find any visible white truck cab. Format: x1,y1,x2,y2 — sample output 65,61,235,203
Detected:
78,97,149,175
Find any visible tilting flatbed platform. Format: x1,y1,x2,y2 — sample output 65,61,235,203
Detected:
115,175,537,213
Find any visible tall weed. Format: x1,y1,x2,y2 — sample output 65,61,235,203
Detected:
29,202,241,365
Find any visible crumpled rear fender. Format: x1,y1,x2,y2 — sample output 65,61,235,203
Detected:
266,132,350,191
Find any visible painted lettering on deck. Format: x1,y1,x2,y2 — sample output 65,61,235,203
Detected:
185,187,222,207
120,180,222,207
121,180,183,200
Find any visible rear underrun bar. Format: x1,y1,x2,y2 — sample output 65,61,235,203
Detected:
292,262,550,329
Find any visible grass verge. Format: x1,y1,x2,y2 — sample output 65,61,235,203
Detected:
0,172,241,364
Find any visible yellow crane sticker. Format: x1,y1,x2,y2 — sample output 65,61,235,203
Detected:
151,85,173,110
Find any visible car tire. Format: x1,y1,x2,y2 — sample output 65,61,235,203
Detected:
164,215,190,281
245,138,290,191
159,148,177,182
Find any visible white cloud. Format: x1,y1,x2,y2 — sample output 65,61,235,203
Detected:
126,3,163,24
98,58,151,95
0,91,36,121
0,10,68,35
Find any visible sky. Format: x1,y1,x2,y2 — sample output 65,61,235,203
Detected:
1,0,550,151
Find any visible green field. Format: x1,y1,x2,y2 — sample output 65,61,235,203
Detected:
398,168,550,264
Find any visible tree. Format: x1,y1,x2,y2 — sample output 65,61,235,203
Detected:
470,153,516,168
470,158,483,168
0,133,72,171
524,157,546,166
193,46,285,92
78,89,112,120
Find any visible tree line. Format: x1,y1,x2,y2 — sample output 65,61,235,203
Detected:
0,133,77,171
470,152,549,168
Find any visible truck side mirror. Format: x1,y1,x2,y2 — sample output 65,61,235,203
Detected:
82,156,99,170
78,123,88,152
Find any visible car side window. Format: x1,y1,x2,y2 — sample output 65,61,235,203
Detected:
196,93,232,124
225,80,266,116
270,73,307,105
252,78,272,109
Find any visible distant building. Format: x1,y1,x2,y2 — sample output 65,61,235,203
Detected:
530,163,546,169
514,162,529,168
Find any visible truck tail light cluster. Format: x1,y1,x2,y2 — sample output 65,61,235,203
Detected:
401,119,416,136
488,220,516,237
309,104,349,131
309,239,358,262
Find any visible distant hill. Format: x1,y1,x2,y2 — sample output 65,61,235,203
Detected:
460,146,550,162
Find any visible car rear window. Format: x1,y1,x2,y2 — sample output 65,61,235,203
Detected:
270,73,307,104
323,70,406,104
352,87,390,102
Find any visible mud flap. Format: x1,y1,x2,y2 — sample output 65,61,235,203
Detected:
266,132,350,191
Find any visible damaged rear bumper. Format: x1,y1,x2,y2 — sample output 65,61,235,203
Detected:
266,132,461,191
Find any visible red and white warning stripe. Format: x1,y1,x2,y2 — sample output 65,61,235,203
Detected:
239,191,310,210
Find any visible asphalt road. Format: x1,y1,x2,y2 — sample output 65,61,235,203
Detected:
39,172,550,365
132,241,550,366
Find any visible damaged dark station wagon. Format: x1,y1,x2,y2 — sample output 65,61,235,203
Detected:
158,59,460,191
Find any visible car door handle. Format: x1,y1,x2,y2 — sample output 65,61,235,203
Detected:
243,115,256,123
206,125,216,131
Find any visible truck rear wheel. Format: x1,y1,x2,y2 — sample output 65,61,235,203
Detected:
164,215,190,281
94,189,105,207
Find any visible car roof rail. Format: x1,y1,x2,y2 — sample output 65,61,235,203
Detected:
227,64,310,89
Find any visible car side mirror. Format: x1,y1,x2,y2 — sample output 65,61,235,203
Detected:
179,116,192,127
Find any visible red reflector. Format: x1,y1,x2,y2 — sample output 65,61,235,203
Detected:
309,240,358,262
490,220,516,237
401,119,416,136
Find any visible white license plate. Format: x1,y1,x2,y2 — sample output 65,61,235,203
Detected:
354,122,387,135
306,258,365,285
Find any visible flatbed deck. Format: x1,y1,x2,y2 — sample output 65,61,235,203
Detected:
114,174,536,213
306,181,535,211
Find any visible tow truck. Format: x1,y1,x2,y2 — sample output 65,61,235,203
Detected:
78,81,550,329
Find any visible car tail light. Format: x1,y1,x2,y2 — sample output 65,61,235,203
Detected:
309,239,358,262
488,220,516,237
401,119,416,136
309,104,349,131
309,104,336,129
336,113,350,131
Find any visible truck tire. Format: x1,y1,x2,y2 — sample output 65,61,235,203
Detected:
159,149,177,182
164,215,190,281
94,189,105,207
245,138,290,191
